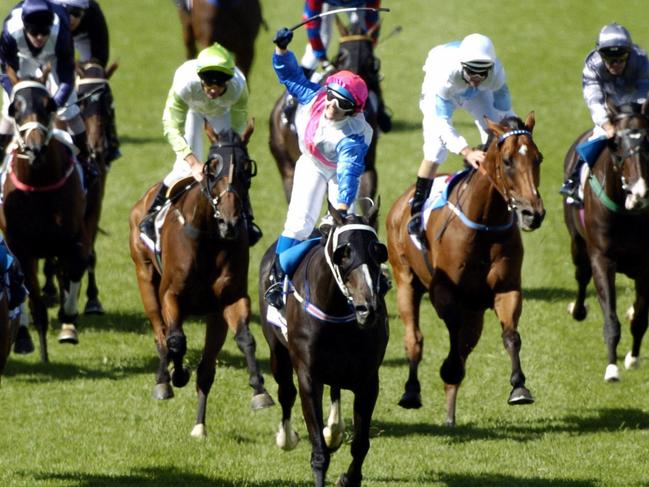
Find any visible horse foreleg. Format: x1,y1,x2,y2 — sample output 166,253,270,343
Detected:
395,269,424,409
568,233,591,321
41,257,58,307
58,280,81,344
21,257,49,363
337,375,379,487
84,250,104,315
323,387,344,452
161,289,190,388
225,297,274,410
494,290,534,405
590,254,622,381
297,370,328,487
626,275,649,370
177,5,197,59
191,312,228,438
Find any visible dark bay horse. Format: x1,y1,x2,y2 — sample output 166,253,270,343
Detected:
259,203,389,487
386,114,545,426
269,20,380,203
129,126,273,437
43,60,118,314
176,0,263,77
0,76,89,363
564,100,649,382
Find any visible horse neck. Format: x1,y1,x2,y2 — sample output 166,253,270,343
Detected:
13,139,72,186
180,185,215,231
593,151,626,200
460,158,511,226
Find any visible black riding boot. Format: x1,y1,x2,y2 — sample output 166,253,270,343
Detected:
242,195,263,247
264,257,286,310
139,184,168,247
560,164,583,207
72,132,97,185
407,177,433,235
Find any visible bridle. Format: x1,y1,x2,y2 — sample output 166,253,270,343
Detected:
10,81,54,155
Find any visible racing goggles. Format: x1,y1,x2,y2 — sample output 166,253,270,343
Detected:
66,7,85,18
24,22,51,36
462,64,492,79
326,87,357,112
198,70,232,87
599,48,629,64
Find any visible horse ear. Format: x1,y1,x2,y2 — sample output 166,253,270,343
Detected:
366,20,381,39
106,61,119,79
605,97,618,118
5,64,19,86
524,111,535,132
365,196,380,227
485,116,505,137
328,201,347,226
335,15,350,37
39,64,52,84
241,118,255,144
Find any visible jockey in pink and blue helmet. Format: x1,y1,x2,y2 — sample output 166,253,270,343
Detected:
324,70,368,113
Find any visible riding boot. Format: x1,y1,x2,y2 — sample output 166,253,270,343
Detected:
242,194,262,247
560,164,583,207
139,184,168,247
71,132,97,185
264,256,286,310
407,177,433,236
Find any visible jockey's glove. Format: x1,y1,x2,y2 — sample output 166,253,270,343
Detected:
273,28,293,49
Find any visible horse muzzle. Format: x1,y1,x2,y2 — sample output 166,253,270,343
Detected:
216,217,241,240
624,177,649,210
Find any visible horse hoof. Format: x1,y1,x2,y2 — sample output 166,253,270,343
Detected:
624,352,639,370
626,305,635,322
445,418,456,427
84,299,105,315
276,421,299,451
58,324,79,345
324,424,344,452
13,326,34,354
336,473,361,487
398,391,422,409
567,302,588,321
604,363,620,382
190,423,207,438
171,365,191,388
250,391,275,410
508,387,535,405
152,383,174,400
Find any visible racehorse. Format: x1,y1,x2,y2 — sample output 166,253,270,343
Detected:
259,203,389,487
129,125,273,437
43,60,119,315
176,0,263,77
0,71,90,363
564,100,649,382
269,19,380,203
386,113,545,426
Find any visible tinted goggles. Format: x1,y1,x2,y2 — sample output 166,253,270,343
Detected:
24,23,51,36
326,88,356,112
198,70,231,87
600,50,629,64
66,7,85,18
463,65,491,79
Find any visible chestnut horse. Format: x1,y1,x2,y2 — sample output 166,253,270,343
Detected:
0,76,89,363
43,60,118,314
564,100,649,382
129,127,273,437
259,203,389,487
387,114,545,426
269,20,380,203
176,0,263,77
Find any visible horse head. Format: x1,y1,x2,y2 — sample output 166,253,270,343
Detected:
75,60,117,163
606,100,649,210
484,112,545,231
201,122,256,240
324,200,387,328
331,17,380,93
7,67,56,164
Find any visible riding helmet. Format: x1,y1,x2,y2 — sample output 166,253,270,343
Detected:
196,43,236,85
597,23,632,57
21,0,54,30
52,0,90,8
325,71,368,112
458,33,496,72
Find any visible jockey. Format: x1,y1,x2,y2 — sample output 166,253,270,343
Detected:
139,42,262,248
265,27,373,310
52,0,121,164
0,0,94,179
0,235,26,318
300,0,391,132
408,33,516,235
560,23,649,206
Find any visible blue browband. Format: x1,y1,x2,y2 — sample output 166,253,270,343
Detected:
498,129,532,144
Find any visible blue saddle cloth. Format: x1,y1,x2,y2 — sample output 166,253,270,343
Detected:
576,136,607,166
279,237,322,277
430,169,471,211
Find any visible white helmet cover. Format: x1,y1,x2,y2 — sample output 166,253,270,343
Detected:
458,33,496,70
53,0,90,9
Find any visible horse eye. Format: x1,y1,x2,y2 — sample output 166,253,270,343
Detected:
503,156,513,168
371,242,388,263
333,243,351,265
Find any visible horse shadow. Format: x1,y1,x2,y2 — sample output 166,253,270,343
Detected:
373,406,649,443
375,472,600,486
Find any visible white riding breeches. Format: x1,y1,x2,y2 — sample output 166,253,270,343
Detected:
282,153,345,241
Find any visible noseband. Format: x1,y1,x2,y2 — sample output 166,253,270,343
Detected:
11,81,54,153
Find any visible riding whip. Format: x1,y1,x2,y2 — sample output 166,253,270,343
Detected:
289,7,390,32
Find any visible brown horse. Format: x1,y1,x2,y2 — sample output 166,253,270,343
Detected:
0,75,90,363
43,60,119,314
386,114,545,426
259,203,389,487
129,126,273,437
269,20,380,203
176,0,263,77
564,100,649,382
